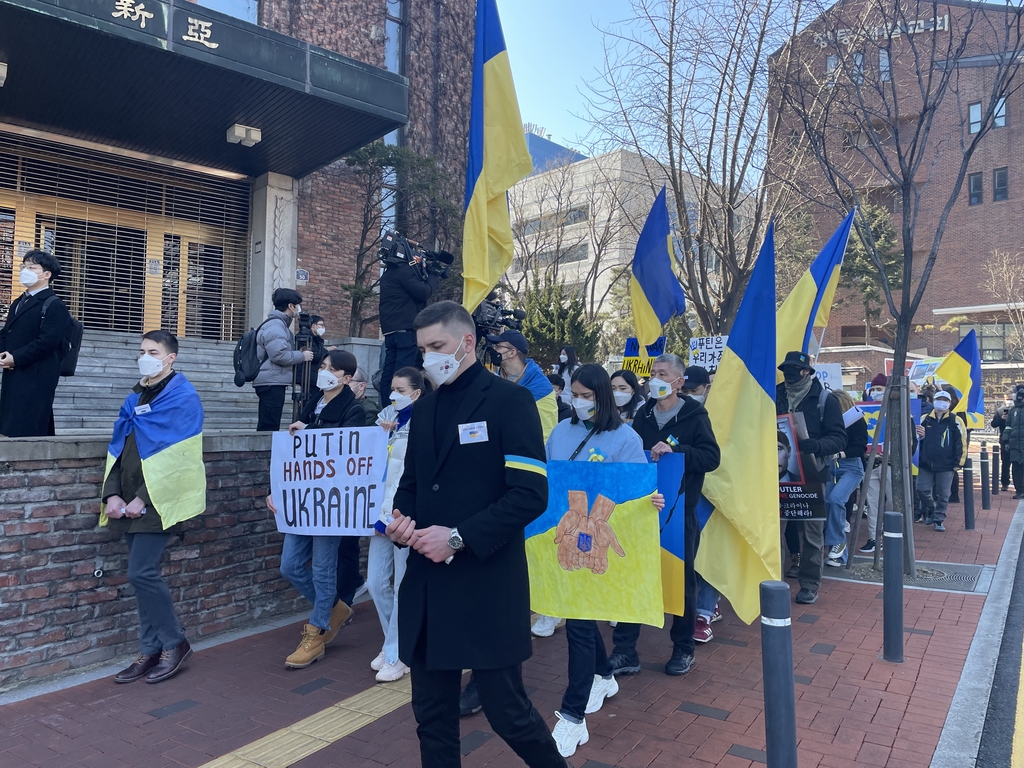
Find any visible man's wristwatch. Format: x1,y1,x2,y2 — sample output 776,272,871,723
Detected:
447,527,464,553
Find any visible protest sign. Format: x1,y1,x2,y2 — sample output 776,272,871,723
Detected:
815,363,843,391
270,427,388,536
622,336,666,377
688,335,728,373
777,413,826,521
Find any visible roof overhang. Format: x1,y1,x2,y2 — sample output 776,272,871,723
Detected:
932,303,1021,316
0,0,408,179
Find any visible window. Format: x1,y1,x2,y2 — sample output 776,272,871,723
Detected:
826,55,838,85
879,49,891,82
852,52,864,85
961,323,1024,362
994,167,1008,201
969,102,983,134
995,97,1007,128
384,1,404,75
968,172,983,205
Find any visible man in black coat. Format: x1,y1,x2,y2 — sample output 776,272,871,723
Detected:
775,351,847,605
606,355,720,678
377,256,439,399
386,301,564,768
0,250,71,437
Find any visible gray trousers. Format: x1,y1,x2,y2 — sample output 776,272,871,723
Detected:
126,532,186,654
918,469,954,524
780,519,824,592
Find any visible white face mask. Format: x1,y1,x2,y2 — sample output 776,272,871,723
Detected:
423,343,469,387
686,393,706,404
648,377,676,400
19,268,39,288
573,397,596,421
559,354,568,364
138,354,167,378
933,399,951,412
613,390,633,407
295,304,303,315
317,369,340,391
315,326,326,337
390,391,414,411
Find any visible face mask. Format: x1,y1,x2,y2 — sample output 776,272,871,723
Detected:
648,378,675,400
423,344,469,386
782,369,804,385
933,399,950,412
390,391,414,411
138,354,167,378
573,397,596,421
686,393,706,404
559,354,568,364
19,268,39,288
316,369,340,390
315,327,325,337
868,389,884,402
295,305,303,315
613,390,633,407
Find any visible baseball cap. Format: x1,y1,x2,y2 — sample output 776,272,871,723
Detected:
778,350,815,372
683,366,711,387
485,330,529,356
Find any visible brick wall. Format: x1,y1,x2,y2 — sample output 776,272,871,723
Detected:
0,434,307,692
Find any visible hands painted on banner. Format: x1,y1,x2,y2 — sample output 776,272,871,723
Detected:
385,511,456,563
553,490,664,575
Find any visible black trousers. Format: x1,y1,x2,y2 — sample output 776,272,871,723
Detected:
126,533,185,654
561,620,610,720
380,331,421,401
1002,446,1011,487
613,509,700,657
255,385,286,432
410,638,565,768
1013,462,1024,494
336,537,365,606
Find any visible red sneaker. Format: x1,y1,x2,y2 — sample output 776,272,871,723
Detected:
693,615,713,643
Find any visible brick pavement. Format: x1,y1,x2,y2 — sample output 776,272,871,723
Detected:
0,486,1017,768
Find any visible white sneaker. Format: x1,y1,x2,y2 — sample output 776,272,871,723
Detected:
531,615,560,638
370,650,386,672
552,712,588,757
353,583,369,603
844,521,851,533
375,660,410,682
585,674,619,714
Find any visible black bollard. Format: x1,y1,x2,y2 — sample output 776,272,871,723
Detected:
883,511,904,663
993,444,1001,496
981,444,991,510
760,581,798,768
964,458,976,530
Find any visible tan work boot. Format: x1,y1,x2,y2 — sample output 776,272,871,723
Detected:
323,600,353,645
285,624,327,669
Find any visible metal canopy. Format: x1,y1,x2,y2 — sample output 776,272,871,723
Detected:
0,0,408,178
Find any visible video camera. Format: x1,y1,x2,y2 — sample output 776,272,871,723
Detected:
473,291,526,338
379,230,454,280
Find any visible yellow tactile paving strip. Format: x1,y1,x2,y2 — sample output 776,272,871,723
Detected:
198,676,412,768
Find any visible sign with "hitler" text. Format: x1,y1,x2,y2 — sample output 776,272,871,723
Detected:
270,427,388,536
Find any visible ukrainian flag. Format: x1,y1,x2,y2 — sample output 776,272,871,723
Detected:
656,452,687,617
462,0,532,313
695,224,779,624
630,187,687,348
101,375,207,529
776,209,854,373
936,329,986,429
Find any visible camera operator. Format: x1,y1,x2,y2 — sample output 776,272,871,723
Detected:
377,234,452,398
253,288,313,432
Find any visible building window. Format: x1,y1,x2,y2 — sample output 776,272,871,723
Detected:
852,52,864,85
879,49,891,82
826,55,838,85
968,172,983,205
995,97,1007,128
961,323,1024,362
994,167,1009,201
969,102,982,134
385,1,404,75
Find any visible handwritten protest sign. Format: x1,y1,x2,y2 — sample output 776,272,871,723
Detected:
270,427,388,536
622,336,666,377
688,335,728,373
815,363,843,391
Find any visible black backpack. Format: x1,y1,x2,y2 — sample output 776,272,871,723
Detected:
40,296,84,377
233,317,286,387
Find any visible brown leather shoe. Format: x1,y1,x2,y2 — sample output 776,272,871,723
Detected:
285,625,327,669
145,639,193,684
114,653,160,684
323,600,353,645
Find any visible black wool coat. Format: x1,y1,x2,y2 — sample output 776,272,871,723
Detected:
0,288,71,437
393,363,548,670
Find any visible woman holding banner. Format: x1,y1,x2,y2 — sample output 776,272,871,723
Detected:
545,364,664,757
267,349,365,669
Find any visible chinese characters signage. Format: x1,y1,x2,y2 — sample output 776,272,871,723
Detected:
111,0,153,29
182,17,219,49
688,335,728,374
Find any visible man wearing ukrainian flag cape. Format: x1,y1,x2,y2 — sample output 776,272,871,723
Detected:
100,330,206,685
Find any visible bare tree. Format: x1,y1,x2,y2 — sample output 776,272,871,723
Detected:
984,248,1024,370
584,0,810,334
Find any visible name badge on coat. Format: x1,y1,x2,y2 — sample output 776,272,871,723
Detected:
459,421,489,444
134,404,152,416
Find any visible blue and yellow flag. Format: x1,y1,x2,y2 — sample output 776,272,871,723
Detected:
525,461,664,627
630,187,687,349
776,210,854,374
101,375,207,529
462,0,532,313
656,452,687,617
936,329,986,429
695,224,779,624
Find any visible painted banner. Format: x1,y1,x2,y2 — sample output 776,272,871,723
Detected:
857,399,923,454
622,336,667,378
525,460,664,626
688,335,728,373
270,428,388,536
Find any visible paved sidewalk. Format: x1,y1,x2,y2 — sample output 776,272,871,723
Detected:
0,485,1017,768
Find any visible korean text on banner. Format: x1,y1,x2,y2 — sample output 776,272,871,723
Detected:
270,428,388,536
689,336,728,373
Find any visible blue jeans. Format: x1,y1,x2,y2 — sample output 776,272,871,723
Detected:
825,458,865,554
368,534,409,665
696,575,718,620
126,533,185,654
280,533,343,630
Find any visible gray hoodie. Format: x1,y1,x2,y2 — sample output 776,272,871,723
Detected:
253,310,305,387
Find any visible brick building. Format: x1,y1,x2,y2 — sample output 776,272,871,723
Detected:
769,0,1024,395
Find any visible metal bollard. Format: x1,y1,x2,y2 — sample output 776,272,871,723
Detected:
883,511,904,663
993,443,1001,496
981,444,991,510
964,458,976,530
760,581,798,768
